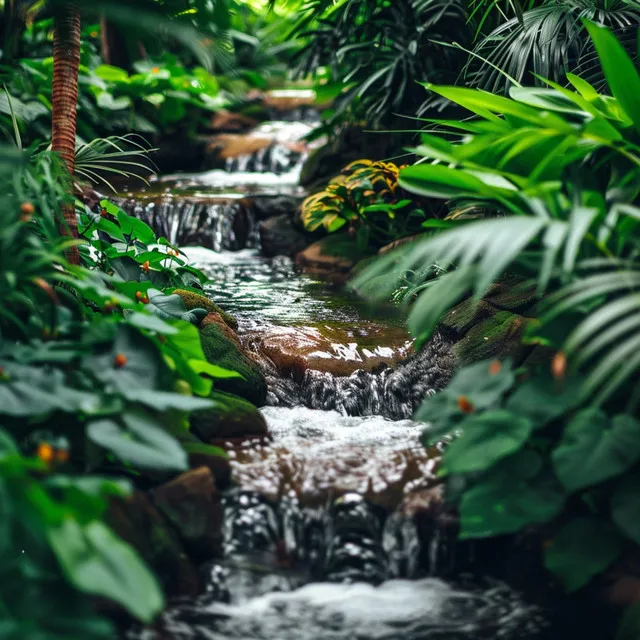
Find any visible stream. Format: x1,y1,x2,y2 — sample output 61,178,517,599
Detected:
123,112,553,639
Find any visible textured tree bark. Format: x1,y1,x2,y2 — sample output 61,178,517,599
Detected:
52,4,81,264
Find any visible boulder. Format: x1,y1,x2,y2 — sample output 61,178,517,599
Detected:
182,440,232,488
199,323,268,406
253,195,302,221
106,491,199,597
259,214,310,258
440,299,497,337
295,235,367,283
152,467,223,562
208,109,259,133
243,322,413,380
173,289,237,330
206,133,272,161
453,310,531,366
190,389,269,442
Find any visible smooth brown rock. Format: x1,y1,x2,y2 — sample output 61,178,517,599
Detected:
209,109,259,132
106,492,199,597
295,237,364,282
243,322,413,380
152,467,223,561
207,133,272,160
201,311,242,348
263,89,317,111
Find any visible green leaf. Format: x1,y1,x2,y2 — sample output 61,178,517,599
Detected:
87,412,187,471
116,208,156,244
611,471,640,544
460,453,564,538
399,164,495,200
505,376,581,429
446,358,516,410
124,389,215,411
544,518,623,591
553,410,640,493
49,519,163,622
442,410,533,475
585,21,640,132
188,359,243,379
126,311,179,334
87,324,163,394
109,255,141,282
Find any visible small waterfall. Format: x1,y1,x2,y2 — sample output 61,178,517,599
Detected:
224,144,305,175
256,332,455,420
118,198,258,251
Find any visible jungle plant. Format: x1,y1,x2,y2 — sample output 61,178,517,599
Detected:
466,0,640,93
291,0,470,126
300,159,431,250
0,145,236,636
417,357,640,598
355,23,640,405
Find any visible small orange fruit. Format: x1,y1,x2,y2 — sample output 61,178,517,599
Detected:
114,353,127,368
100,207,108,217
152,66,160,74
457,396,475,414
37,443,55,463
141,260,150,273
56,449,70,463
20,202,35,215
552,351,567,379
488,360,502,375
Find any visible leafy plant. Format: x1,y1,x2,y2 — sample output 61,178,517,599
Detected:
417,357,640,595
291,0,470,126
354,23,640,405
301,159,431,249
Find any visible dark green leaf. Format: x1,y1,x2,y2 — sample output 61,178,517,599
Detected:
442,410,534,475
553,410,640,493
611,470,640,544
544,518,623,591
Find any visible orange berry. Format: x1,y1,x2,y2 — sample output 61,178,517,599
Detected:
56,449,70,463
100,207,108,217
141,260,150,273
20,202,35,215
152,67,160,74
37,443,55,463
114,353,127,368
457,396,475,414
488,360,502,375
552,351,567,379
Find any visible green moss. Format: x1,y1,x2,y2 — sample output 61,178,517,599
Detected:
173,289,238,330
484,275,537,313
191,389,268,441
454,310,531,366
199,323,267,405
440,299,497,336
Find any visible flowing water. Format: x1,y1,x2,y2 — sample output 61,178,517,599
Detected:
124,111,552,639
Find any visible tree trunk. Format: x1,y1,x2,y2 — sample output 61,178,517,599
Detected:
52,3,81,264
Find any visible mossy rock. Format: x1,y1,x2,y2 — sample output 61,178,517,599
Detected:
454,310,531,367
199,323,267,405
484,276,538,314
440,299,497,337
173,289,237,330
190,389,268,442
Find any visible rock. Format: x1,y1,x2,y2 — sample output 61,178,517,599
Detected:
440,299,497,337
199,323,268,406
259,214,310,258
296,234,368,283
378,234,424,255
206,133,272,161
253,195,303,221
263,89,317,112
208,109,259,133
484,275,538,313
453,310,531,366
173,289,237,330
152,467,223,562
244,322,413,380
106,491,199,597
182,440,232,488
190,389,269,442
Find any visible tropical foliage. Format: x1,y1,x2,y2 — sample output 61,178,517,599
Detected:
300,159,431,249
354,22,640,604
